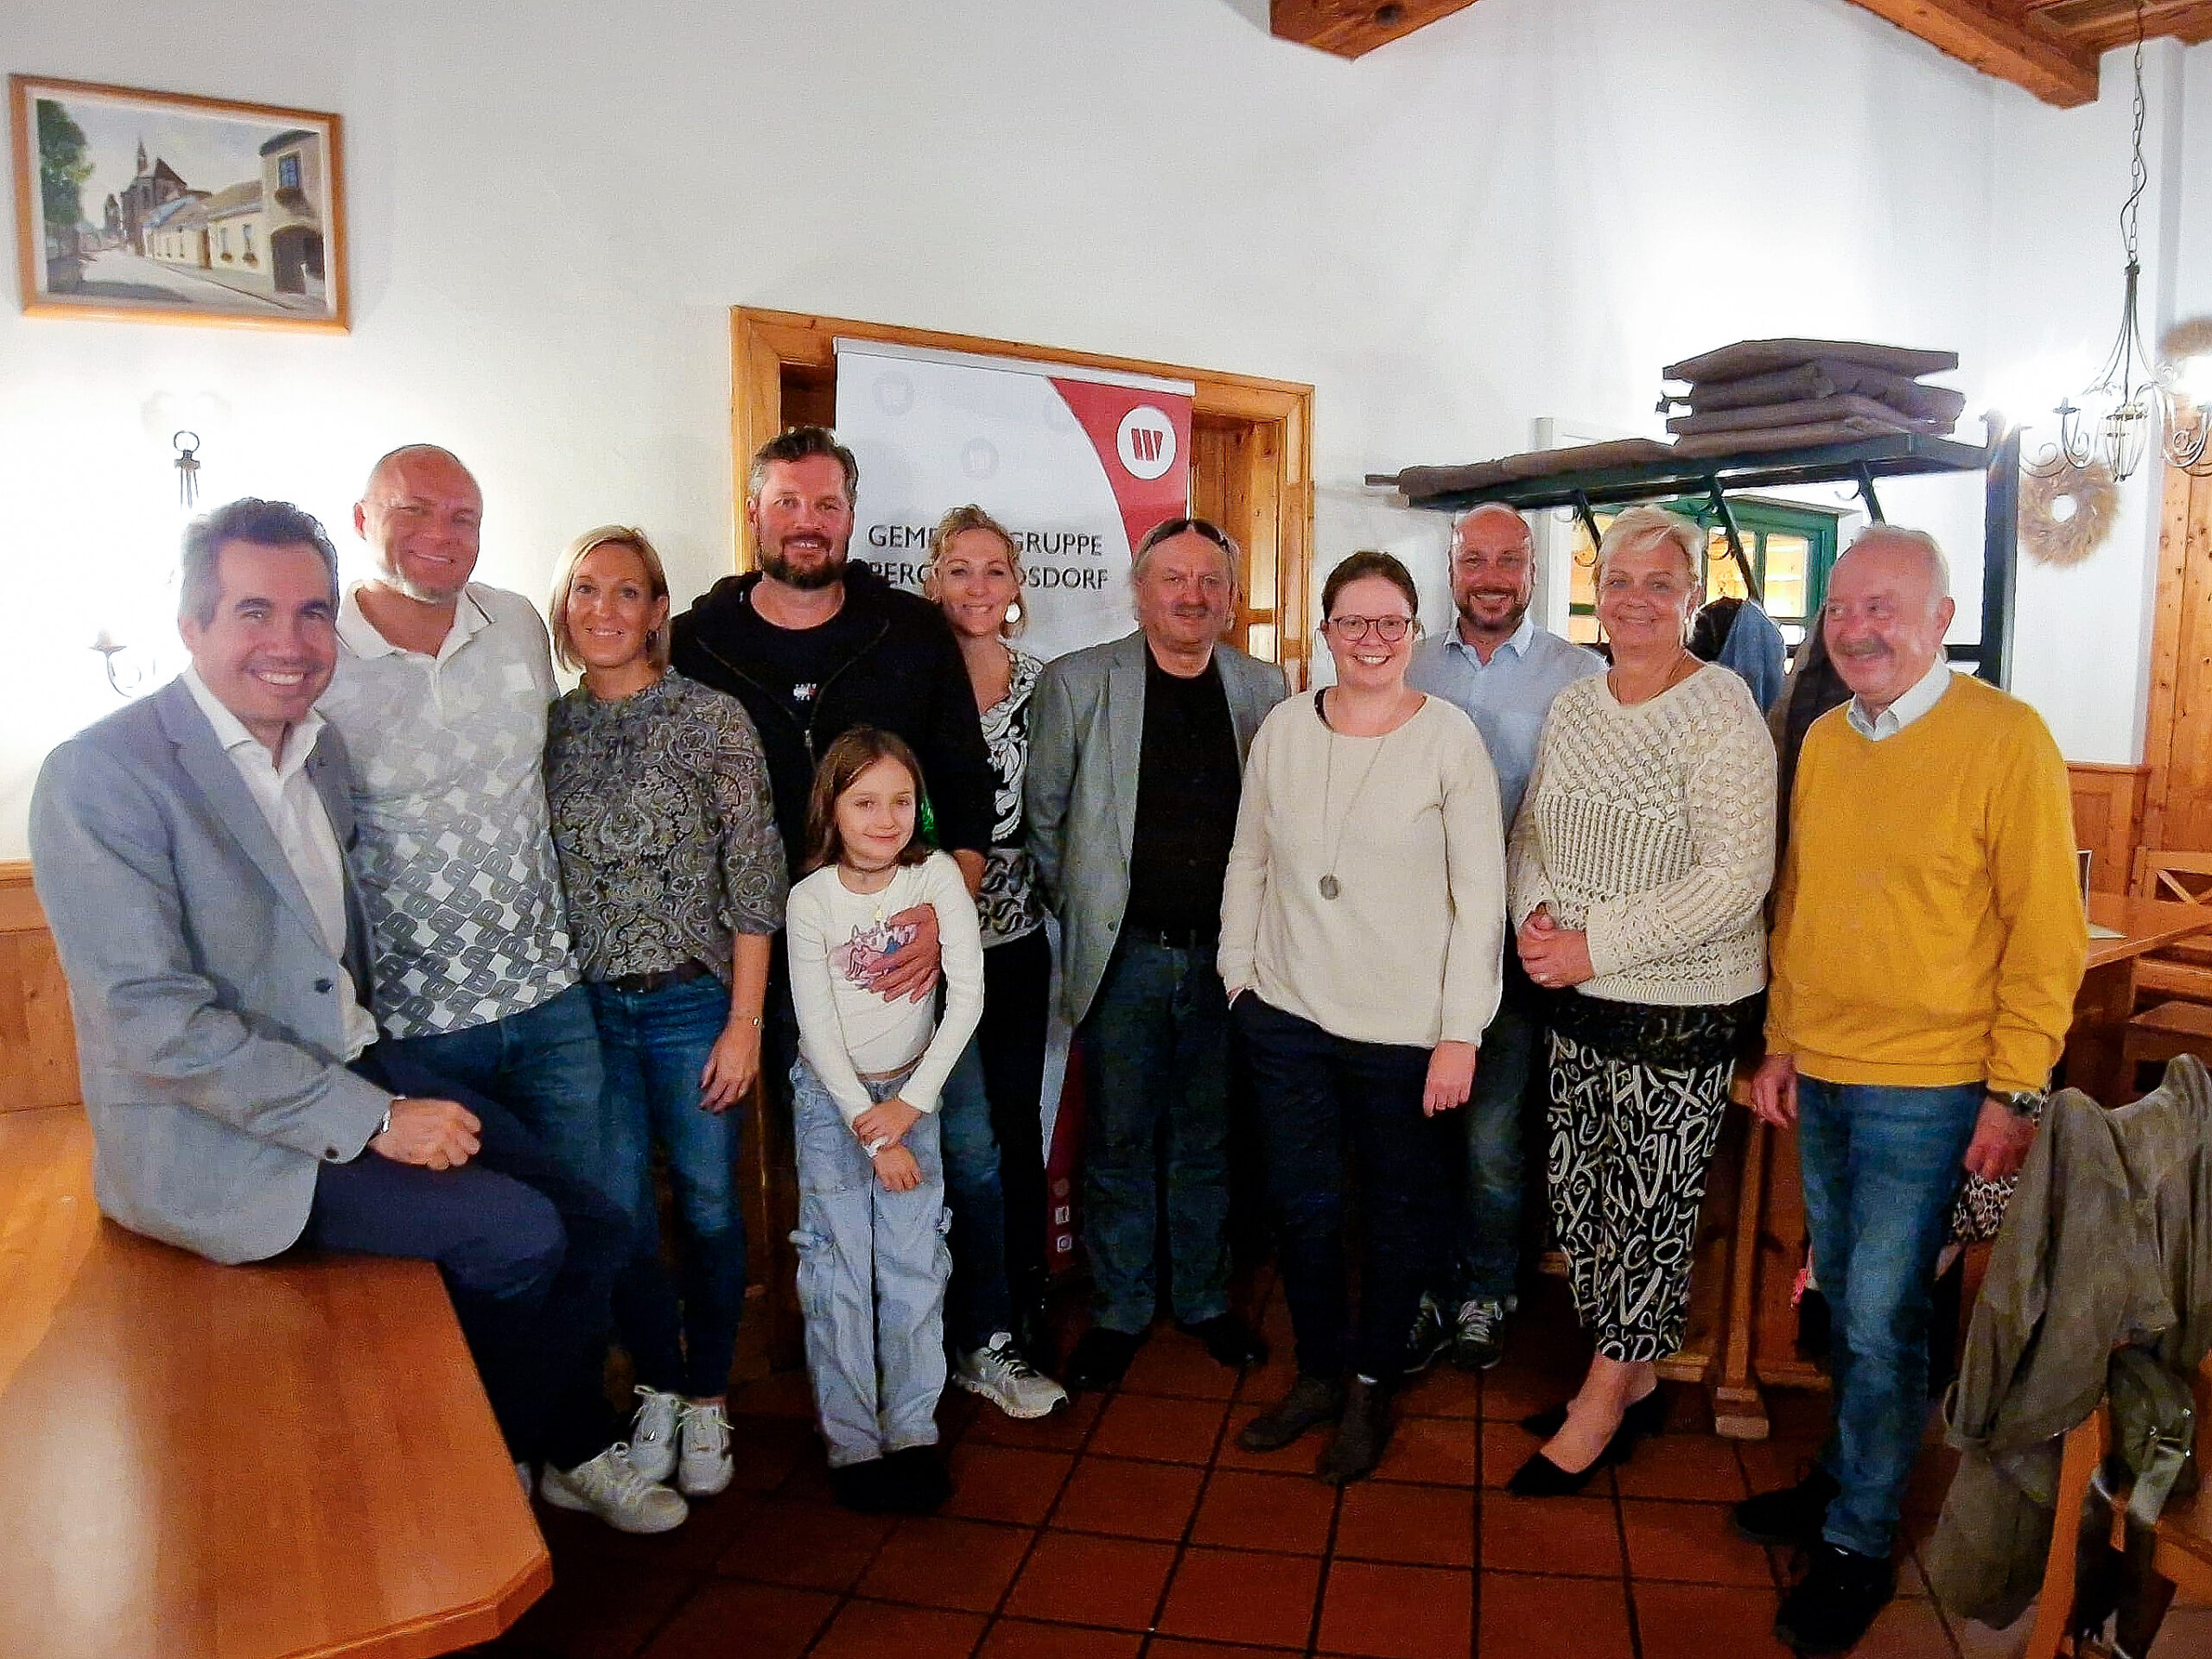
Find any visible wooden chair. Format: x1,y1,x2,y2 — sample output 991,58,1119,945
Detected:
2024,1351,2212,1658
2131,851,2212,1007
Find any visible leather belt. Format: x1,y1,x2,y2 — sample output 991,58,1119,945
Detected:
601,962,712,995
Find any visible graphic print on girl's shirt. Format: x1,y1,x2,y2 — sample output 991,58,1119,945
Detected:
830,918,918,987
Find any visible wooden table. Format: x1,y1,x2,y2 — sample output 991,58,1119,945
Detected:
0,1105,550,1659
2066,893,2212,1103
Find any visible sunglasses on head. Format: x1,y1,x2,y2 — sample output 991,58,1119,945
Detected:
1137,516,1235,557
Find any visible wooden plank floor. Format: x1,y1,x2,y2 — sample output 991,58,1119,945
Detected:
0,1105,550,1659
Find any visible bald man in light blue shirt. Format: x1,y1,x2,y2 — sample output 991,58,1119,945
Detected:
1405,504,1603,1370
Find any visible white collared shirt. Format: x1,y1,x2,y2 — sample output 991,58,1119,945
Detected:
318,582,575,1038
181,667,378,1059
1846,658,1955,741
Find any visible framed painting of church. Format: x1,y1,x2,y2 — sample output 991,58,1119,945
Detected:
10,76,347,331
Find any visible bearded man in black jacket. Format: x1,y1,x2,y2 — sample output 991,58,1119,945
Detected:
671,427,1051,1433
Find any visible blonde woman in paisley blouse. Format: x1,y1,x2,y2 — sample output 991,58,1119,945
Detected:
925,505,1055,1361
543,526,787,1501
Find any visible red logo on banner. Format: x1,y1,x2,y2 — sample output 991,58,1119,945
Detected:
1050,377,1193,556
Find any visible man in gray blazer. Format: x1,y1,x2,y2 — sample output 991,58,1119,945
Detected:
29,498,682,1534
1027,516,1287,1389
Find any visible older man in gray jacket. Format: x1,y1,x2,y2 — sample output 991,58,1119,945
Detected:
1027,516,1287,1389
29,497,678,1534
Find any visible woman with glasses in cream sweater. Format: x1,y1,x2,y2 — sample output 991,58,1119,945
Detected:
1219,550,1505,1485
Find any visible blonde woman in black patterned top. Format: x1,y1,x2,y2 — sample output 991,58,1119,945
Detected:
543,525,785,1499
925,505,1055,1363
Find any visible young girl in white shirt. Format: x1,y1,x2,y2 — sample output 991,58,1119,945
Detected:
785,728,984,1515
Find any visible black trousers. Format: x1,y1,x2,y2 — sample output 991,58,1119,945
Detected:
1235,994,1450,1383
308,1046,632,1471
979,927,1053,1303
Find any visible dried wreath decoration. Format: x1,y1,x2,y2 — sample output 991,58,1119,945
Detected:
2019,458,2120,567
2161,316,2212,365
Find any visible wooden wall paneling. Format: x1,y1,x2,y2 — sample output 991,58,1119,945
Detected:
2144,466,2212,855
0,864,78,1113
2069,762,2151,893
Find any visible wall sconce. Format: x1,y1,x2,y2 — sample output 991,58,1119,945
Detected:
90,628,159,698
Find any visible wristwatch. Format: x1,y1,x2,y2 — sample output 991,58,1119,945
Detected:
1986,1087,2046,1121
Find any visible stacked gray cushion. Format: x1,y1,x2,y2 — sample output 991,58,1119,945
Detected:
1662,339,1965,455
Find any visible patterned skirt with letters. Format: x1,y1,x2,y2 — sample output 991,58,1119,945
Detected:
1544,994,1756,1363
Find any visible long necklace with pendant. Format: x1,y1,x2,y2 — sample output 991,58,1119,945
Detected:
1318,702,1394,900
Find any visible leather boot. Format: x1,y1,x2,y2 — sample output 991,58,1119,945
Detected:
1236,1374,1344,1452
1316,1377,1390,1485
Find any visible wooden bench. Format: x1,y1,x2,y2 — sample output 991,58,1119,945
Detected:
0,1103,550,1659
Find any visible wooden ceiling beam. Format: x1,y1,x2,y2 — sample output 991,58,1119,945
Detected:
1270,0,1484,60
1843,0,2101,105
2056,0,2212,52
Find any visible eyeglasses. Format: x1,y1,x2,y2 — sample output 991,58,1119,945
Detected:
1321,614,1414,643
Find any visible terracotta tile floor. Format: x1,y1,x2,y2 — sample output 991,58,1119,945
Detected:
468,1273,2206,1658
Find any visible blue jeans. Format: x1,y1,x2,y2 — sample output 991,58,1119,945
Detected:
1076,934,1232,1333
789,1058,950,1469
1236,995,1447,1382
1796,1076,1984,1559
314,1045,630,1470
1452,975,1540,1304
381,982,607,1195
935,1036,1014,1351
590,976,749,1400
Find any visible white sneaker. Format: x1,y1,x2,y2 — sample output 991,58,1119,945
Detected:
514,1460,532,1501
676,1402,734,1497
538,1443,688,1534
626,1385,683,1484
956,1332,1069,1421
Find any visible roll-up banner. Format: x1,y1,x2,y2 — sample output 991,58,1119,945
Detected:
833,338,1196,1277
831,338,1194,664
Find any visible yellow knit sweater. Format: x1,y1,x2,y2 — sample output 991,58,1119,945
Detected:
1766,674,2086,1094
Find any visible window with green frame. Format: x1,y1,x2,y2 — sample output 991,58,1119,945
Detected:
1566,497,1843,650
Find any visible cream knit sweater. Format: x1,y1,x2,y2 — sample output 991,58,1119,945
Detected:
1507,664,1775,1007
1219,695,1504,1047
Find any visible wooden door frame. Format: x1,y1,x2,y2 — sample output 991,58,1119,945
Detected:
729,305,1316,685
2142,462,2212,853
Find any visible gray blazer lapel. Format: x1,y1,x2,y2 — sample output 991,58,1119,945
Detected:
157,683,326,947
1107,632,1146,861
306,732,375,995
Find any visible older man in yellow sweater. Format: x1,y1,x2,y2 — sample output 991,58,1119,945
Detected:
1736,525,2085,1657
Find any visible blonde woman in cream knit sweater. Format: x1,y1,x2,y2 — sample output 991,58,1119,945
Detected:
1503,506,1775,1497
1220,550,1505,1486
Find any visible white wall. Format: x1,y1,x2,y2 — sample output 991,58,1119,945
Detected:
0,0,2198,853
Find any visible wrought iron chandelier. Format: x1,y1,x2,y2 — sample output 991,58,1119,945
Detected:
2024,0,2212,481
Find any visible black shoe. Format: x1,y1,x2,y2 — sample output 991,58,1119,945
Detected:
878,1445,951,1516
1520,1387,1665,1441
1774,1543,1894,1655
1450,1297,1510,1371
1237,1374,1344,1452
1176,1312,1269,1370
1065,1325,1144,1391
1734,1466,1841,1548
1506,1395,1657,1497
1316,1377,1390,1486
1014,1298,1058,1376
1404,1296,1451,1376
1505,1444,1605,1497
830,1458,894,1514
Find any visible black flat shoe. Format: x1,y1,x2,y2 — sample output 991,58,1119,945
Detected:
1519,1388,1666,1440
1176,1312,1269,1370
1505,1445,1606,1497
1065,1325,1143,1391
